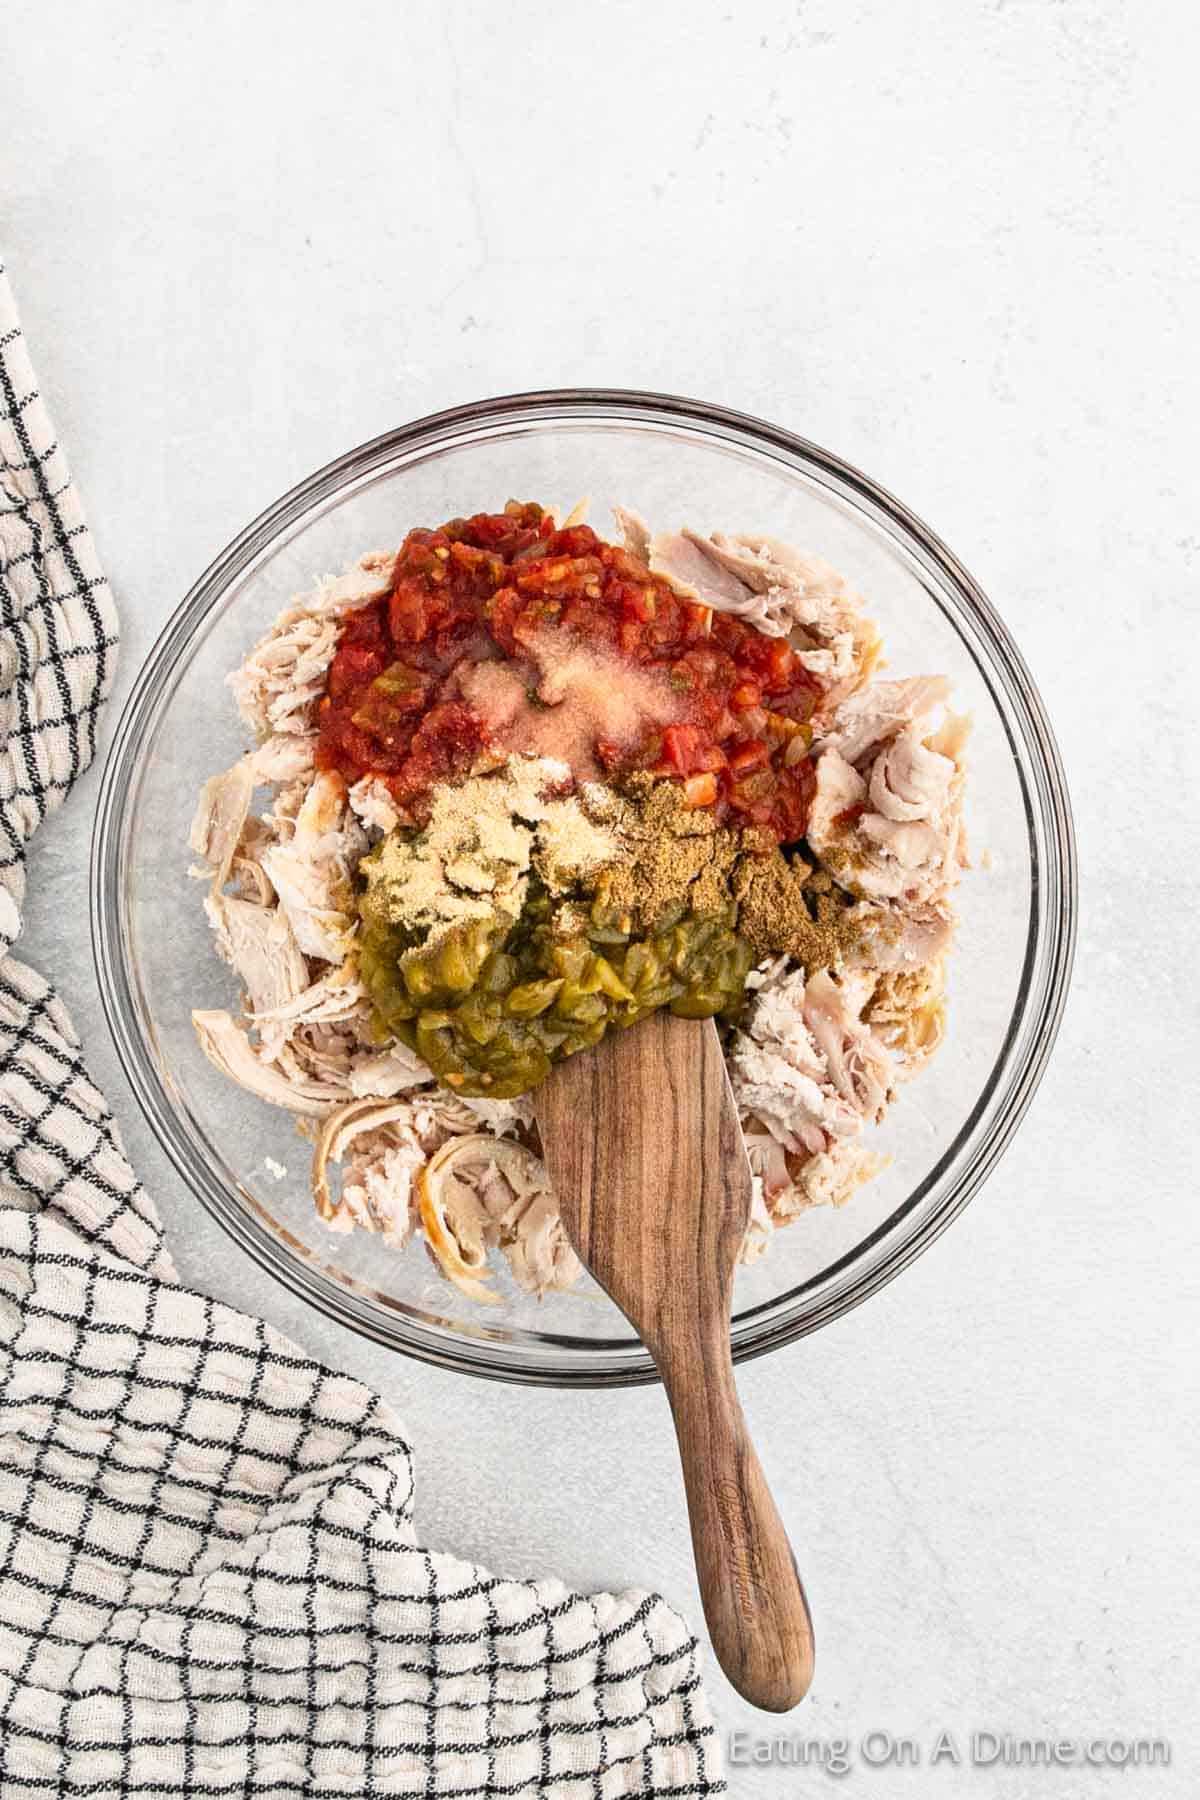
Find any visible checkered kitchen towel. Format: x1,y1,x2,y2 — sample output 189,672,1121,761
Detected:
0,265,725,1798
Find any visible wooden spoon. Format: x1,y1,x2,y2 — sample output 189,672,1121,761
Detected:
534,1009,815,1712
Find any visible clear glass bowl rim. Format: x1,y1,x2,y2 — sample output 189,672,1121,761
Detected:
91,387,1077,1386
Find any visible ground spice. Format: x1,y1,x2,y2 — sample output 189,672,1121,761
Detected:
359,755,621,950
587,776,739,930
587,774,861,971
732,854,861,967
455,642,685,784
533,796,625,893
360,752,861,980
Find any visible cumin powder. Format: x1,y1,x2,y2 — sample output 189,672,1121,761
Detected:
590,775,861,972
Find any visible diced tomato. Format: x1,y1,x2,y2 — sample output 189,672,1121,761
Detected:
392,701,488,799
661,724,706,775
770,759,817,842
772,675,822,721
617,618,642,658
728,739,770,775
620,583,657,625
326,640,387,699
683,772,718,807
389,577,431,643
458,504,546,555
515,554,603,598
545,524,601,559
485,585,524,654
764,638,796,689
312,501,825,840
511,602,561,650
315,713,393,777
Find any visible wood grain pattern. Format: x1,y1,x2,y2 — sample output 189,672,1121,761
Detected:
534,1011,815,1712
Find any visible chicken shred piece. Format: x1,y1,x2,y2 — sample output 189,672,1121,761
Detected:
866,958,947,1074
230,854,275,907
611,504,651,560
781,1142,887,1217
801,969,892,1124
807,688,969,908
192,1010,344,1114
312,1097,435,1219
644,522,881,698
417,1135,581,1300
730,963,892,1158
416,1139,505,1304
346,1042,438,1099
228,552,395,738
251,962,369,1034
204,893,309,1040
250,733,316,784
844,900,956,973
331,1142,423,1245
815,674,951,764
348,775,403,836
738,1180,775,1265
258,771,363,961
189,760,255,890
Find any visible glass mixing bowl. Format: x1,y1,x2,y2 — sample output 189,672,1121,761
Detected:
91,390,1076,1385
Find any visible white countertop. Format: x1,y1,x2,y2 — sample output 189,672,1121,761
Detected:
6,2,1197,1791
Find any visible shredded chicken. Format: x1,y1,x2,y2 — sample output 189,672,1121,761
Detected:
814,674,951,763
189,761,254,889
807,684,970,908
257,771,364,961
348,775,403,836
250,733,317,784
346,1041,438,1099
730,962,892,1160
615,508,881,700
312,1097,432,1221
738,1180,776,1264
195,515,968,1308
228,552,395,738
230,852,275,907
192,1010,349,1114
844,900,956,973
865,959,947,1075
411,1135,581,1302
311,1096,532,1252
780,1142,886,1217
742,1126,884,1224
203,892,309,1044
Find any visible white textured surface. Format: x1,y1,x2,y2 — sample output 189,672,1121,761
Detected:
4,2,1197,1792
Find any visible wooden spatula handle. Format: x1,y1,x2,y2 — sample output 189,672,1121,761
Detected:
533,1016,815,1711
657,1331,814,1712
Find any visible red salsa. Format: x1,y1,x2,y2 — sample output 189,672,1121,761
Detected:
316,502,822,842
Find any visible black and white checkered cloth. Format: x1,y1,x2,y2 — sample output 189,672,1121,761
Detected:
0,265,725,1798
